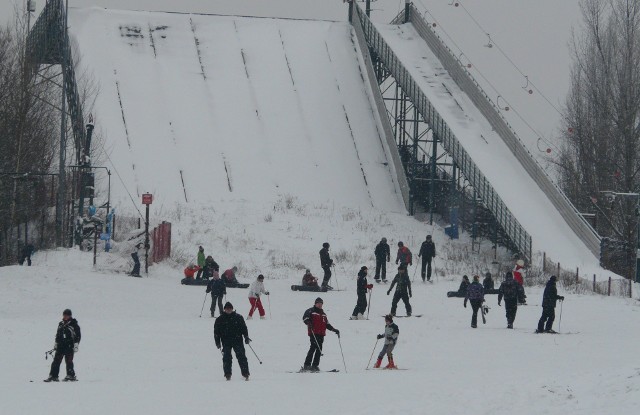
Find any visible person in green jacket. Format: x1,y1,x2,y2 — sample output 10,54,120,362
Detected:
196,246,205,279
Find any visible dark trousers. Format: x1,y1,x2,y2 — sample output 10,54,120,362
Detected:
50,351,74,378
352,291,367,316
222,340,249,377
470,299,482,327
19,254,32,266
321,267,332,287
210,294,223,316
391,291,412,316
537,306,556,332
504,299,518,325
304,334,324,367
131,253,140,275
196,268,203,279
375,258,387,281
421,257,432,281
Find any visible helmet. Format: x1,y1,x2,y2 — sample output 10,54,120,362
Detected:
305,269,310,273
323,242,330,249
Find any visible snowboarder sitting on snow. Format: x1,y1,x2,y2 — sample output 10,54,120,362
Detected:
302,269,319,288
536,275,565,333
350,266,373,320
458,275,470,295
183,263,201,279
387,265,412,317
214,302,251,381
206,271,226,317
222,266,239,286
44,309,81,382
498,271,525,329
483,272,494,290
247,274,269,320
464,275,485,328
201,256,219,280
374,314,399,369
395,241,412,268
302,297,340,372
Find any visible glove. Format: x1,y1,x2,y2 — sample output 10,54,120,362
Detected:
395,260,398,264
464,301,467,308
206,288,211,293
387,259,390,262
409,262,413,266
559,296,565,301
409,292,412,298
366,284,373,289
387,290,391,295
53,343,58,351
245,337,251,344
377,334,384,340
334,329,340,338
216,343,221,349
498,301,501,306
265,292,269,295
73,343,79,353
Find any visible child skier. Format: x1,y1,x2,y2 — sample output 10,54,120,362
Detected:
247,274,269,320
373,314,399,369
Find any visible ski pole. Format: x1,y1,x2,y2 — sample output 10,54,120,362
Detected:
334,264,340,291
45,349,55,360
247,342,263,364
338,335,347,373
558,299,563,333
366,338,379,369
199,292,208,318
366,289,372,320
267,294,272,319
311,331,324,356
411,263,418,282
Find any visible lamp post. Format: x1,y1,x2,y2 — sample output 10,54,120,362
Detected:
600,191,640,282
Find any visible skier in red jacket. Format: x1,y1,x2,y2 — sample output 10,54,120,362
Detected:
301,298,340,372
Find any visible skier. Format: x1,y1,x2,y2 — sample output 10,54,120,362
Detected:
512,259,527,304
373,314,399,369
247,274,269,320
387,265,412,317
464,275,485,328
319,242,334,289
302,298,340,372
350,266,373,320
395,241,412,268
374,237,391,283
497,271,525,329
418,235,436,282
196,246,205,279
483,272,494,290
302,269,319,288
19,242,35,266
44,309,81,382
206,271,226,318
222,266,239,286
202,256,220,280
183,263,200,280
536,275,565,333
214,302,251,381
130,242,144,277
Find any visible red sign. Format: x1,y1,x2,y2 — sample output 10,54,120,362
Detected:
142,193,153,205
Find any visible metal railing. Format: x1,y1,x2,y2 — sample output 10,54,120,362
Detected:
352,3,532,259
390,3,600,257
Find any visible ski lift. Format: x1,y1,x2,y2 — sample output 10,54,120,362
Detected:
458,52,472,68
536,137,552,154
522,76,534,94
448,0,460,6
497,95,509,111
484,34,493,48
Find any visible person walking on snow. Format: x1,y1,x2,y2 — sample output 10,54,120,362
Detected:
418,235,436,282
214,302,251,381
130,242,144,277
350,266,373,320
302,298,340,372
44,309,81,382
374,237,391,282
464,275,485,328
512,259,527,304
247,274,269,319
373,314,399,369
206,271,226,318
19,242,35,266
536,275,565,333
319,243,334,289
388,265,412,316
196,246,206,279
498,271,525,329
395,241,412,268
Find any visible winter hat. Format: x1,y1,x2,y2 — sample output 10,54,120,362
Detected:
63,309,72,316
381,237,387,243
426,235,432,240
550,275,557,282
224,302,234,310
485,272,492,278
398,241,404,247
323,242,330,248
360,266,368,271
257,274,264,280
462,275,469,281
516,259,525,267
505,271,513,279
199,246,204,251
314,297,324,304
305,269,311,273
232,266,238,271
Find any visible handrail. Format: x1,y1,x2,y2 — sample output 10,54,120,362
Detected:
352,3,532,260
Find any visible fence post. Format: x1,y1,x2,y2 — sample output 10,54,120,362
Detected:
630,278,633,299
542,252,546,272
608,277,612,296
556,263,560,278
593,274,596,292
576,267,579,283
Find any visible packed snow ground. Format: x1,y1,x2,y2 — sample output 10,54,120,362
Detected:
1,248,639,415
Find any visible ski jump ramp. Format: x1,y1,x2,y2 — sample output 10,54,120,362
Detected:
68,8,406,212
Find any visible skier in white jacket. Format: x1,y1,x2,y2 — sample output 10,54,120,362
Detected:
247,274,269,320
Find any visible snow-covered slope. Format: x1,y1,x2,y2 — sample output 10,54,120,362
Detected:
69,8,404,211
1,251,639,415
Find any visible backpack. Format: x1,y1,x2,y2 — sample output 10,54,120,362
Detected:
502,281,518,300
467,283,483,300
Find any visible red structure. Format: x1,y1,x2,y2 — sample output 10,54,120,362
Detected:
150,222,171,264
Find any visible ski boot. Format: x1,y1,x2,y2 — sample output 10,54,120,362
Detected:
63,375,77,382
384,358,397,369
309,366,320,373
507,323,513,329
301,365,312,372
43,376,59,382
349,315,358,320
247,316,253,320
225,374,231,381
544,329,557,334
260,316,266,320
471,324,477,328
535,329,544,334
373,359,382,369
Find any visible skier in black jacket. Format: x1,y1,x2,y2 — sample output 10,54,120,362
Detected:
418,235,436,282
374,238,391,282
498,272,525,329
350,266,373,320
536,275,565,333
19,242,35,266
214,302,251,380
44,309,81,382
206,272,227,318
319,243,334,289
387,265,412,316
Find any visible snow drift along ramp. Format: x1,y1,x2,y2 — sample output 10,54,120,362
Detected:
68,8,405,211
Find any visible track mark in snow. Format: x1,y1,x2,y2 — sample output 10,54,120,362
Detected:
190,18,207,80
179,170,189,202
222,154,233,192
113,69,132,150
148,23,157,58
278,30,296,88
